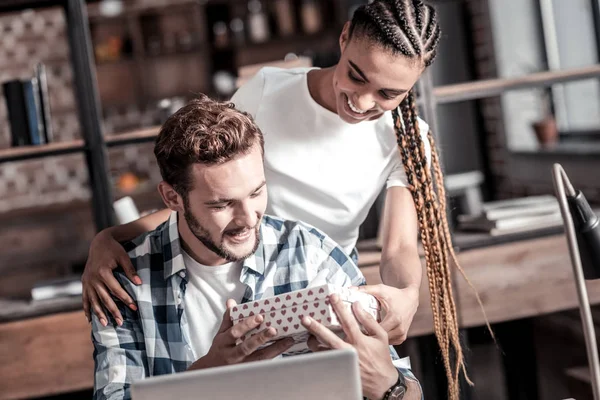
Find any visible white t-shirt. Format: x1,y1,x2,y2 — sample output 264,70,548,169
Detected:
182,250,246,359
231,67,431,253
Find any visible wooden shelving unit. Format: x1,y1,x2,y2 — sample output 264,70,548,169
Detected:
417,64,600,150
105,125,160,146
0,140,86,163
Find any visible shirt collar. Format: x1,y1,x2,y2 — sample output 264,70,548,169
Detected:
161,211,267,280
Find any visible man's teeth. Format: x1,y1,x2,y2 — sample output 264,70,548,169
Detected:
347,97,367,114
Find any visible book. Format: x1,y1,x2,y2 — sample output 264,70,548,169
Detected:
459,211,563,231
22,78,45,145
487,218,563,236
31,276,82,301
478,195,559,220
2,79,32,147
35,63,53,143
457,195,562,235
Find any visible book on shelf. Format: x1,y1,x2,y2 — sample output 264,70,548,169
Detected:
2,79,32,147
22,78,46,146
35,63,53,143
31,275,82,301
457,195,563,236
2,63,53,148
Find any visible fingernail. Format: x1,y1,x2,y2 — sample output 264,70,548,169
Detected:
330,294,340,304
303,316,312,326
129,303,137,311
85,315,90,323
133,276,142,285
268,327,277,336
100,318,107,327
255,315,263,323
116,318,123,326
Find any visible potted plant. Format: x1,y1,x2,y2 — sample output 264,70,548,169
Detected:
531,87,558,148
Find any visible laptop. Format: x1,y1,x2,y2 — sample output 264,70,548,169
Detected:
131,348,362,400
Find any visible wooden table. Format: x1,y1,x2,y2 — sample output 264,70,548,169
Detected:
358,234,600,337
1,233,598,399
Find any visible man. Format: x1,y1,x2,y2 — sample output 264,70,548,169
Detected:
92,95,421,400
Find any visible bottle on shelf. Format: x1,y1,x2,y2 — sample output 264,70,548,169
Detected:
247,0,270,43
300,0,322,35
230,18,245,46
272,0,295,37
213,21,230,48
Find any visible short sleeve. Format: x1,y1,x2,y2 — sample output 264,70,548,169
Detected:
386,117,432,189
230,68,266,118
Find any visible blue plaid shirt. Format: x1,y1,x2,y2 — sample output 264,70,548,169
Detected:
92,212,419,400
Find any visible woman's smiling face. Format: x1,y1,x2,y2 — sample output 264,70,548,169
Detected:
332,23,424,124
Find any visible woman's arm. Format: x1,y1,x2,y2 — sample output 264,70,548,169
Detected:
82,208,171,325
358,186,422,345
108,208,172,241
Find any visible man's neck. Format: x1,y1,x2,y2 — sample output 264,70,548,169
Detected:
177,213,227,267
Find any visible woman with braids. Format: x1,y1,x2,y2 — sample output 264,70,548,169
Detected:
83,1,468,398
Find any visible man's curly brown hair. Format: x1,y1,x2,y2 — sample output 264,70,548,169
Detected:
154,94,264,198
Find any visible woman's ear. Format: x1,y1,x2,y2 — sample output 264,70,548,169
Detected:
158,181,184,212
339,21,352,53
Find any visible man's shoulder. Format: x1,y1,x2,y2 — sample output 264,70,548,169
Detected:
119,218,172,275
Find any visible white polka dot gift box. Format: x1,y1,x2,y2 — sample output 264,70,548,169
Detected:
229,284,381,355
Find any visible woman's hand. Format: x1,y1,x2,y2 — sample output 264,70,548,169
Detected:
357,284,419,345
301,294,399,400
81,229,142,326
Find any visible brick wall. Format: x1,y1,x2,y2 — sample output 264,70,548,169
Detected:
0,7,160,215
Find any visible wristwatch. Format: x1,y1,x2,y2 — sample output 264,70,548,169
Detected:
381,370,407,400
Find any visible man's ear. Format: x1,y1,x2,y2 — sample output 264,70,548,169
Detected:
158,181,184,212
339,21,351,53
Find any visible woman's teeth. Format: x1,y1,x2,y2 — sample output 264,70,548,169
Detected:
347,97,367,114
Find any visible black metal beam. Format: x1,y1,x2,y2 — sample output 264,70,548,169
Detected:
64,0,114,231
0,0,64,13
592,0,600,64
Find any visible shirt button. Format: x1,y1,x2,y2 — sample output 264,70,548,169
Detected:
179,271,186,278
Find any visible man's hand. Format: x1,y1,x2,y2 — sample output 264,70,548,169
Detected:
82,230,142,326
301,294,400,400
357,284,419,345
190,299,295,370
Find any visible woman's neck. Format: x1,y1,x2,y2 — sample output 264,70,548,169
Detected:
307,66,338,115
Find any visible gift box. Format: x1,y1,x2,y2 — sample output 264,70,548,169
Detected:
230,284,380,355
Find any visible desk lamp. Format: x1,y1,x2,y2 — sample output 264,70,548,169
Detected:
552,163,600,400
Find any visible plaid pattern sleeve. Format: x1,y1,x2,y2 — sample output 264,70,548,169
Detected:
91,282,148,400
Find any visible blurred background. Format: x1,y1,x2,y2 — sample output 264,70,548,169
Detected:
0,0,599,399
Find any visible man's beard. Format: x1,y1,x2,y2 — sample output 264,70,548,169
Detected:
183,207,260,262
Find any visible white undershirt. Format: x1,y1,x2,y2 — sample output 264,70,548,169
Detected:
230,67,431,253
182,250,246,359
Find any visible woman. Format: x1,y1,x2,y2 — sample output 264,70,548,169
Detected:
83,1,466,397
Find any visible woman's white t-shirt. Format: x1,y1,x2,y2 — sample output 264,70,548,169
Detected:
230,67,430,254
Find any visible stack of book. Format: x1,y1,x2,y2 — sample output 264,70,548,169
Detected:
457,195,563,236
2,63,53,147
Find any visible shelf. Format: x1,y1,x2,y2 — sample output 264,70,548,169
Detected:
432,64,600,104
86,0,200,20
105,126,160,147
143,47,205,59
216,30,338,52
0,140,86,164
